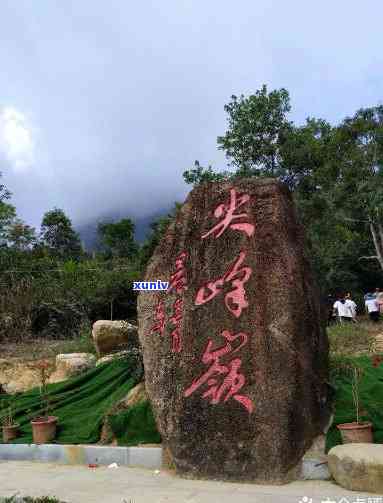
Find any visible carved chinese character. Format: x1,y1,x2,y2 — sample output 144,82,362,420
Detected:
150,298,166,336
202,188,255,239
168,251,188,294
170,297,183,325
169,297,183,353
170,327,182,353
195,251,252,318
184,330,253,414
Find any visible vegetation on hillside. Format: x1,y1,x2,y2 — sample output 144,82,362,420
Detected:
1,84,383,343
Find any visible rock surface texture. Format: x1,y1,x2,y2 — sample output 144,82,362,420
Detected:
48,353,97,384
328,444,383,493
138,179,330,483
92,320,139,356
0,358,54,393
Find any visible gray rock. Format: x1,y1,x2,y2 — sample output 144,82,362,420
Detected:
48,353,96,384
328,443,383,493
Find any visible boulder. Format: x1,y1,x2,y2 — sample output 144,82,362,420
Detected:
92,320,139,356
48,353,96,384
0,359,54,394
328,443,383,493
138,178,330,483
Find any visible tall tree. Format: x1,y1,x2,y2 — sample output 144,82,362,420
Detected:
217,85,292,177
183,85,292,185
329,106,383,271
40,208,82,259
6,218,36,250
97,218,138,259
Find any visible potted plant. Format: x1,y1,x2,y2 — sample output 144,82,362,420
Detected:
1,404,19,442
336,363,373,443
30,360,58,444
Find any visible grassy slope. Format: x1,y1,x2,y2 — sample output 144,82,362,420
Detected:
327,318,383,450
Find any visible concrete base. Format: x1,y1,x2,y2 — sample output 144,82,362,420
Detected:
0,444,162,469
0,443,329,479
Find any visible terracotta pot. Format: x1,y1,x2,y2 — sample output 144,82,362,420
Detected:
2,424,19,442
31,416,58,444
337,421,373,443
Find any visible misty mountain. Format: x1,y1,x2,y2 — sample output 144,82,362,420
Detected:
76,207,171,252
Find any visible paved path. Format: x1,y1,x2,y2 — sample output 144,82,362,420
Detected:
0,461,378,503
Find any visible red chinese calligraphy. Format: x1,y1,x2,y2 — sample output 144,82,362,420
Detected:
168,251,188,294
195,251,252,318
150,298,166,336
202,188,255,239
169,298,183,353
184,330,254,414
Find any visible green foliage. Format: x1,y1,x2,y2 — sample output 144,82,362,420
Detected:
326,355,383,450
40,208,82,259
0,172,16,245
217,85,291,177
54,324,96,355
6,219,36,250
98,218,138,259
184,86,383,294
0,357,152,446
109,399,161,446
183,160,230,186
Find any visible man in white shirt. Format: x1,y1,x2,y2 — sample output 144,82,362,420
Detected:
365,294,380,322
333,296,353,323
345,293,357,322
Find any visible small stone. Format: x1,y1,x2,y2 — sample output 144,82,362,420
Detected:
328,443,383,493
96,351,131,366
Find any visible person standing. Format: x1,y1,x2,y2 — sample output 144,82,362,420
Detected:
326,294,337,325
376,290,383,314
365,294,380,322
345,293,357,322
333,295,354,323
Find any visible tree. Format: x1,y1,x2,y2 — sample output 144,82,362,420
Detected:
329,106,383,271
0,172,16,245
183,161,229,186
40,208,82,259
217,85,292,177
183,85,292,185
183,86,383,294
6,218,36,250
97,218,138,259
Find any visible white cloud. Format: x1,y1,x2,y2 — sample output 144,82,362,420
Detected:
0,107,35,172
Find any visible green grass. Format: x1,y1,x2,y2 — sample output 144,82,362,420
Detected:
52,328,96,356
328,321,376,357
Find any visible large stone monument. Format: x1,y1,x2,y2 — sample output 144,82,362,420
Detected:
138,178,330,483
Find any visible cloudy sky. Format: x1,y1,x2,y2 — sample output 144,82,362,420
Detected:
1,0,382,232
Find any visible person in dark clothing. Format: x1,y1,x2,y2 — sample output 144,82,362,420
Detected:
326,294,337,325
